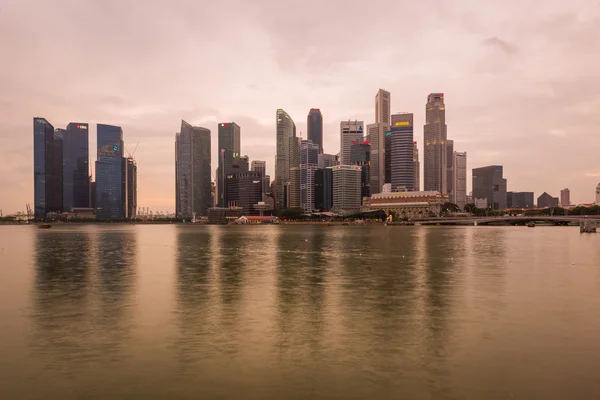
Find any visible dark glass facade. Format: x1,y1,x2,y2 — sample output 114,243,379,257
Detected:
95,124,126,219
350,141,371,200
472,165,507,210
62,123,90,211
314,168,333,211
507,192,534,208
390,125,415,191
33,118,63,218
127,157,137,218
217,122,241,207
307,108,323,154
226,172,262,215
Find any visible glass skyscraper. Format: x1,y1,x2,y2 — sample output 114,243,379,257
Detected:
307,108,323,154
275,109,296,210
33,117,63,218
62,122,90,211
390,113,415,191
95,124,126,219
217,122,241,207
424,93,448,194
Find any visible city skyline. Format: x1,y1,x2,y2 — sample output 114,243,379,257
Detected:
2,1,600,213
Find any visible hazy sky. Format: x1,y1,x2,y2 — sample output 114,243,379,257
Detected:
1,0,599,213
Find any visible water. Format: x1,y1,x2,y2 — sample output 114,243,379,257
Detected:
1,224,600,399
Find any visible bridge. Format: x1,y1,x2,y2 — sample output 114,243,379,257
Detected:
412,215,600,226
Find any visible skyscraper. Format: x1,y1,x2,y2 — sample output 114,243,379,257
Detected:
314,168,333,211
560,188,570,207
472,165,507,210
350,140,371,201
339,120,363,166
95,124,126,219
413,142,420,191
389,113,415,191
368,90,391,194
61,123,90,211
33,117,63,218
332,165,362,212
251,160,267,194
226,172,262,215
453,152,467,210
275,109,296,210
424,93,448,194
446,139,454,202
175,120,211,218
375,89,391,125
217,122,241,207
300,140,319,212
307,108,323,153
127,157,137,218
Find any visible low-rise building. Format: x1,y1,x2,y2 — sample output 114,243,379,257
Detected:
362,190,447,217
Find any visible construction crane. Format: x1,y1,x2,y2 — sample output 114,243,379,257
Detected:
125,142,140,159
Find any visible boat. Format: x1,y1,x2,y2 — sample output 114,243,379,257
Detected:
38,224,51,229
526,222,535,228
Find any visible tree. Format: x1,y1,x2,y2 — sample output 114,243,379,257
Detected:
276,208,305,219
464,203,477,214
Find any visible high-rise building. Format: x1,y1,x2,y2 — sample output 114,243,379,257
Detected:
424,93,448,194
389,113,414,192
33,117,63,218
61,123,90,211
332,165,362,212
307,108,323,153
314,168,333,211
126,157,137,218
446,139,454,202
538,192,559,208
318,153,338,168
96,124,126,219
288,167,301,209
226,172,262,215
507,192,534,208
367,122,388,194
175,120,211,218
560,188,570,207
300,140,319,212
376,89,391,125
264,174,271,194
275,109,296,210
413,142,420,191
453,152,467,211
217,122,241,207
251,160,267,194
472,165,507,210
350,140,371,201
340,120,364,166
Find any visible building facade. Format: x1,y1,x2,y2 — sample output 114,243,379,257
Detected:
175,120,211,218
389,113,414,192
560,188,570,207
331,165,362,212
318,153,338,168
126,157,137,218
362,191,447,218
96,124,126,219
413,142,420,191
472,165,507,210
300,140,319,212
423,93,448,194
340,120,364,166
314,168,333,211
350,140,371,202
507,192,534,208
226,172,263,215
537,192,559,208
307,108,323,153
33,117,63,218
275,109,296,210
217,122,241,207
375,89,391,126
446,139,454,202
62,122,90,211
453,151,467,211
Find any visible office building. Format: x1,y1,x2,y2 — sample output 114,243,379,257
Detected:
226,172,263,215
424,93,448,194
314,168,333,211
126,157,137,218
318,153,337,168
332,165,362,212
175,120,211,218
446,139,454,202
307,108,323,153
389,113,414,192
367,122,388,194
538,192,559,208
33,117,63,218
300,140,319,212
61,123,90,211
96,124,126,219
275,109,297,209
560,188,570,207
363,191,447,218
507,192,534,208
217,122,241,207
89,179,96,210
453,151,467,210
264,175,271,194
472,165,507,210
413,142,420,191
251,160,266,177
340,120,364,166
350,140,371,201
376,89,391,125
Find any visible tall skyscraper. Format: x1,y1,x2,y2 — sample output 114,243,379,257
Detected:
175,120,211,218
300,140,319,212
307,108,323,154
217,122,241,207
275,109,296,210
375,89,391,125
95,124,126,219
472,165,507,210
332,165,362,212
314,168,333,211
560,188,570,207
339,120,363,166
251,160,267,194
446,139,454,201
350,140,371,201
424,93,448,194
389,113,415,191
126,157,137,218
453,151,467,210
413,142,420,191
33,117,63,218
61,123,90,211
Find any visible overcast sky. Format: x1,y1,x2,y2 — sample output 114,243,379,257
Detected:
1,0,599,213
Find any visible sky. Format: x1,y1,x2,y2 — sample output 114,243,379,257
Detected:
1,0,599,214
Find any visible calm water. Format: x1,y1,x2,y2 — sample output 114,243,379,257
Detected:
1,224,600,399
